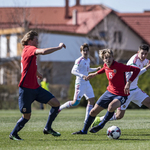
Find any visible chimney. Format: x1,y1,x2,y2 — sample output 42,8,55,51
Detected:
72,9,78,25
76,0,80,6
65,0,69,18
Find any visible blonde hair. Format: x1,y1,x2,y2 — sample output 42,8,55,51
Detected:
21,30,38,47
80,43,89,51
99,49,113,59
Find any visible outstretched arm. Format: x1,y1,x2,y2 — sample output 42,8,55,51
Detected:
138,63,150,76
88,66,101,72
35,43,66,55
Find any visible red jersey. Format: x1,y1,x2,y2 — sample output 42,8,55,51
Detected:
97,61,140,96
19,45,40,89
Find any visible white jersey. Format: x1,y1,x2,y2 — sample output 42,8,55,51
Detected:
71,56,97,83
126,54,149,89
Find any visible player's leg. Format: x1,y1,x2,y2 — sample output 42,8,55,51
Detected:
72,91,111,134
36,87,61,136
59,83,83,111
131,88,150,109
91,108,126,128
141,97,150,108
9,87,33,140
84,83,95,123
72,103,104,134
84,97,95,123
59,99,80,111
44,97,61,136
91,91,133,127
90,93,127,133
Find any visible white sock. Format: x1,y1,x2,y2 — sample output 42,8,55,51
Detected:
59,101,72,110
84,104,93,123
100,113,116,121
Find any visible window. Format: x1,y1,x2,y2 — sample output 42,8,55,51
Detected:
99,31,107,40
114,31,122,43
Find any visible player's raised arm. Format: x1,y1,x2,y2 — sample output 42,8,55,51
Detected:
35,43,66,55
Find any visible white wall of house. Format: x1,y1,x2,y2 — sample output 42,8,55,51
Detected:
0,34,17,58
10,34,17,57
0,35,7,58
39,33,94,62
90,13,143,52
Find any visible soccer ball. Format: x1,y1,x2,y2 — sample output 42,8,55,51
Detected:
107,126,121,139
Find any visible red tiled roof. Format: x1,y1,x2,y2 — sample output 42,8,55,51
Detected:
118,12,150,44
67,9,112,34
0,5,150,44
0,4,111,34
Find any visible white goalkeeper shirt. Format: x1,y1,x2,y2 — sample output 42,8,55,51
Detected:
71,56,97,83
126,54,149,90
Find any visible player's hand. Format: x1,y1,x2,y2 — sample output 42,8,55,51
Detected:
36,71,43,80
86,72,97,80
145,63,150,70
97,66,101,71
83,76,88,81
59,43,66,49
124,81,131,94
37,75,43,80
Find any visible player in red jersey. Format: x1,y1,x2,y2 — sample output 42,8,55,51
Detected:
9,30,66,140
72,49,140,134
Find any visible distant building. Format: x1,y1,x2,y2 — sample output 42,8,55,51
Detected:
0,0,150,85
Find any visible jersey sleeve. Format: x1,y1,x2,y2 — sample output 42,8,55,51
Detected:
71,60,84,78
97,67,105,74
128,66,140,82
88,68,97,72
138,67,147,76
119,63,140,82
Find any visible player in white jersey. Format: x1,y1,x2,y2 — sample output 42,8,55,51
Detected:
59,43,100,122
91,44,150,126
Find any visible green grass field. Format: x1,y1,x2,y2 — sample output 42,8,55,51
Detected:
0,108,150,150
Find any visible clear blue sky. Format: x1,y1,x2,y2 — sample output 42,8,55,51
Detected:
0,0,149,13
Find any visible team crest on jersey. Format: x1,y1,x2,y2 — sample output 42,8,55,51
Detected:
113,69,117,73
123,105,126,108
23,108,26,112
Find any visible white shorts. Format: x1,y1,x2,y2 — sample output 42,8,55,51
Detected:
73,82,95,100
120,87,149,110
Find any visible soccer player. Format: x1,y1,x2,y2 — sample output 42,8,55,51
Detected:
72,48,140,134
91,44,150,127
9,30,66,140
59,43,101,123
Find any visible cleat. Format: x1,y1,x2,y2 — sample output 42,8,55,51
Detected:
72,130,87,135
43,128,61,136
89,124,104,133
9,134,23,141
91,117,101,128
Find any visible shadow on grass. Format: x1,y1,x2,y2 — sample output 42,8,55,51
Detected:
38,132,150,142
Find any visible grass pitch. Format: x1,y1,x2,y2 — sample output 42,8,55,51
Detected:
0,108,150,150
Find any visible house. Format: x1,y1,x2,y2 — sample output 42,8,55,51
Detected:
0,0,150,88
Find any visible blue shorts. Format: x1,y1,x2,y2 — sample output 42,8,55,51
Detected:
18,86,55,113
96,90,127,109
